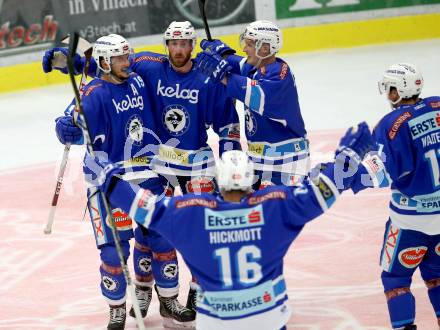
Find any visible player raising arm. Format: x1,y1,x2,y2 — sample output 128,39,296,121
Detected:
197,20,309,189
346,63,440,330
83,122,372,330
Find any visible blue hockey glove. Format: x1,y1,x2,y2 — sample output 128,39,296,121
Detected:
197,50,232,84
337,122,373,160
200,39,236,56
83,152,124,194
42,47,83,74
55,115,84,145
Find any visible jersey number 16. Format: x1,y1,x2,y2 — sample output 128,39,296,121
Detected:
214,245,263,288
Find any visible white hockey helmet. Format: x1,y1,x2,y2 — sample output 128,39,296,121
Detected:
92,34,132,73
240,20,282,59
163,21,197,48
378,63,424,104
216,151,254,192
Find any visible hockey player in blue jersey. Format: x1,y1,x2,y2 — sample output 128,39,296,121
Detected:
344,63,440,330
44,21,241,317
56,34,195,330
81,122,373,330
196,20,309,189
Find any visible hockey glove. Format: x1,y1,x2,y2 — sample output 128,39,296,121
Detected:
337,121,373,160
197,50,232,84
200,39,236,56
83,152,124,195
55,115,84,145
42,47,84,74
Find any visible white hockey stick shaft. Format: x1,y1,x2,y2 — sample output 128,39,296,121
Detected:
66,32,146,330
44,143,71,234
44,36,92,235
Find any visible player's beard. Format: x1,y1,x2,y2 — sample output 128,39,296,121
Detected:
170,52,191,68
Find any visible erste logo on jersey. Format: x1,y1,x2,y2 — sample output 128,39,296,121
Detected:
245,108,257,136
125,115,144,146
408,110,440,139
205,205,264,230
157,79,199,104
163,104,190,136
112,83,144,114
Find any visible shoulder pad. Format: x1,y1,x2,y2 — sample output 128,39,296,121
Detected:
174,196,218,209
247,187,287,205
278,62,290,80
83,82,103,97
134,52,166,64
385,111,412,140
424,96,440,109
262,60,290,80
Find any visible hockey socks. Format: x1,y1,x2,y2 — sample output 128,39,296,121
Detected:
386,291,416,329
99,243,130,304
100,262,127,303
133,239,154,285
426,279,440,325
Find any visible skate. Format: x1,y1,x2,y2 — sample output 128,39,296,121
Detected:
107,303,126,330
185,287,197,313
155,285,196,329
401,325,417,330
129,285,152,318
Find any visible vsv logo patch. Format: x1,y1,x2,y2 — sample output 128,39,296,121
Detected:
157,79,199,104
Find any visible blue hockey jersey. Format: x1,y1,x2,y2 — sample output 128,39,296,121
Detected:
351,96,440,234
128,52,241,177
80,73,159,246
107,162,346,329
81,73,157,176
225,55,308,174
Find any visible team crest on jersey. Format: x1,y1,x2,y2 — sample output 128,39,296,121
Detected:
161,262,178,279
138,256,152,274
163,105,190,136
125,115,144,146
398,246,427,268
245,108,257,136
102,275,118,292
436,242,440,256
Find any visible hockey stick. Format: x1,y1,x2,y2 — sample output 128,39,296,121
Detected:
198,0,212,41
66,32,146,330
44,36,93,235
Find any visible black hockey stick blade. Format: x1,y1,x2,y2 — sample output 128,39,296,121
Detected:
66,31,82,105
68,31,79,60
198,0,212,41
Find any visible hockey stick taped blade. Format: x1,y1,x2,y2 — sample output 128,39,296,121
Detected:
62,35,92,55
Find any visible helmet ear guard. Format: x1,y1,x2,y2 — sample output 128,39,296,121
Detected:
216,151,254,192
92,34,132,73
378,63,424,105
